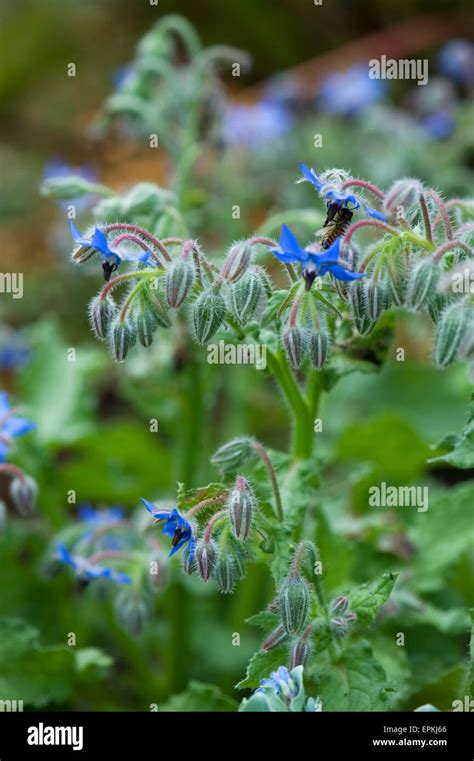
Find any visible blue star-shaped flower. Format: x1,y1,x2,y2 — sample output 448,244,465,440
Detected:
271,224,365,290
299,163,386,221
56,543,132,585
141,499,196,560
69,221,152,281
257,666,299,698
0,392,35,462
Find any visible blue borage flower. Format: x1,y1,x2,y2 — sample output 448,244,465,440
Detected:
69,221,152,281
0,392,35,462
56,543,132,584
271,224,365,290
257,666,299,698
299,163,386,221
317,64,386,117
77,505,126,551
221,101,293,149
141,499,196,560
78,505,124,526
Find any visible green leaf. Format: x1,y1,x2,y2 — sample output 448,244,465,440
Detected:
236,644,287,690
467,609,474,699
429,394,474,469
409,482,474,592
0,618,110,708
245,610,279,632
318,641,397,711
20,319,103,446
351,572,398,626
159,682,237,712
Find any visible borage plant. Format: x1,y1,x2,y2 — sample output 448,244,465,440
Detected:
41,15,474,712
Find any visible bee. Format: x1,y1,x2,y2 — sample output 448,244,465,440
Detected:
321,201,353,249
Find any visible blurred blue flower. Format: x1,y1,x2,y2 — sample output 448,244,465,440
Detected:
141,500,196,560
257,666,298,698
271,224,365,289
317,65,386,116
421,109,456,140
0,329,31,371
438,40,474,85
0,392,35,462
56,543,132,584
299,163,386,221
221,101,293,148
43,159,98,211
78,505,124,526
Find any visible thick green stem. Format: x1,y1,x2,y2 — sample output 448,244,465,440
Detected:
266,348,313,459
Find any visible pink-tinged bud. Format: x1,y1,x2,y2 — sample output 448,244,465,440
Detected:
383,178,422,221
289,637,312,669
330,595,349,615
196,540,218,581
221,241,253,283
262,625,288,651
227,476,256,541
166,257,195,308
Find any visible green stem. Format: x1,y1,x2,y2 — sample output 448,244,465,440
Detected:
266,348,312,459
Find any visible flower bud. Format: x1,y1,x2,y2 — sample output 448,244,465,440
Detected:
278,576,309,635
232,550,247,580
365,281,386,321
230,269,265,325
115,589,150,636
387,267,408,307
349,279,368,321
354,316,375,336
227,476,256,541
145,286,172,328
182,546,196,576
283,326,307,370
330,595,349,615
406,260,441,310
222,241,253,283
428,294,450,324
10,475,37,516
262,625,289,652
166,257,195,308
289,637,311,669
383,178,422,220
134,295,159,348
109,317,136,362
211,437,255,476
310,329,329,370
40,175,100,201
89,295,117,340
432,301,469,368
196,540,218,581
192,288,226,344
214,554,236,594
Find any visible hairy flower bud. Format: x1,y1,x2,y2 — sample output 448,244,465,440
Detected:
365,281,386,321
310,329,330,370
407,260,441,311
182,546,196,576
262,625,289,652
214,554,236,594
196,540,218,581
283,326,307,370
227,476,256,541
134,294,159,348
166,257,195,308
383,178,422,221
432,301,469,368
211,437,255,476
330,595,350,615
222,241,253,283
89,295,117,341
289,637,312,669
230,269,265,325
109,317,136,362
115,590,150,636
386,265,408,306
278,576,309,635
192,288,226,344
354,316,375,336
9,475,37,516
349,279,368,321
